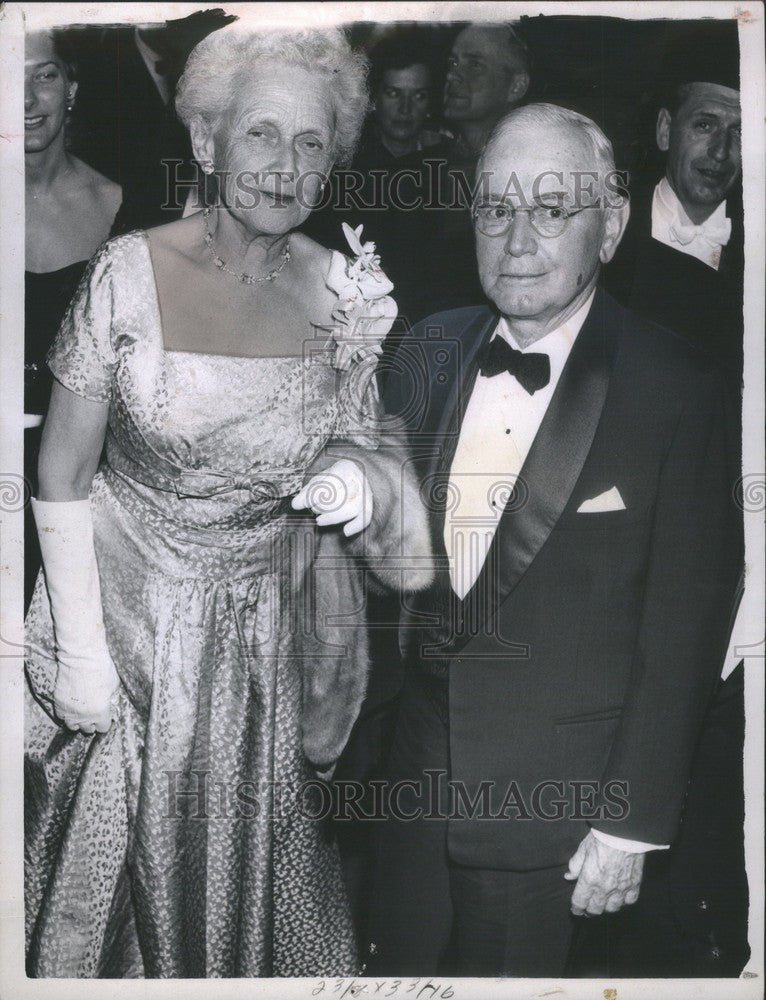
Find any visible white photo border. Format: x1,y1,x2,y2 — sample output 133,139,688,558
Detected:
1,3,763,998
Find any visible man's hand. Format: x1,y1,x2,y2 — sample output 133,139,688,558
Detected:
291,458,372,536
564,831,645,916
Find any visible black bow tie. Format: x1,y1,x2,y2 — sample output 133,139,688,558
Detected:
478,336,551,394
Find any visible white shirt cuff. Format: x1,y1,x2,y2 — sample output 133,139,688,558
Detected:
591,828,669,853
721,589,749,681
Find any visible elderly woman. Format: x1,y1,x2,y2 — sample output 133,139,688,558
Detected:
24,26,431,979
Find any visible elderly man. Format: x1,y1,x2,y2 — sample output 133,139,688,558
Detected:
365,103,741,977
444,22,531,159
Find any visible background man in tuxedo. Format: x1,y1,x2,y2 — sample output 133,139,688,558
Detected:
597,25,749,977
366,103,741,977
607,23,743,382
73,10,234,231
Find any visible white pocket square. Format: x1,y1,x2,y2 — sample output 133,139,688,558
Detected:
577,487,626,514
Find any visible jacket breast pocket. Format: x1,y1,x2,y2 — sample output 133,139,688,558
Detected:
554,707,623,726
555,505,652,532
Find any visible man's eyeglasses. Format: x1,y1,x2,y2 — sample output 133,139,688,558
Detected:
472,201,600,239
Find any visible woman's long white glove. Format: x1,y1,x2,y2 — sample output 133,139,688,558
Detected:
31,498,120,734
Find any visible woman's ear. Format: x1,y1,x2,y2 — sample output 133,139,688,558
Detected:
189,115,215,172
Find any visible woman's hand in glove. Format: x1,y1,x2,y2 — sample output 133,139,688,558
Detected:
291,458,372,536
54,650,120,734
31,496,122,736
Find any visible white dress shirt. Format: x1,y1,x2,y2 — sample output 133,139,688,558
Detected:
651,177,732,271
445,293,594,600
444,292,666,854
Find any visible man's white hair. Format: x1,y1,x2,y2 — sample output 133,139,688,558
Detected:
481,102,618,183
176,25,369,167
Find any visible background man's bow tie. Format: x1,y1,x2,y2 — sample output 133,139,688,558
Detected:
669,216,732,248
478,337,551,394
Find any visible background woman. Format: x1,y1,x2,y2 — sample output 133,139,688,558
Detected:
24,25,431,979
358,28,444,166
24,29,122,608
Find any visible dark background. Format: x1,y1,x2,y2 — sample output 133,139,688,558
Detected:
59,15,738,194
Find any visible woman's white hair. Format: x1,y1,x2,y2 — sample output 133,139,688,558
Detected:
176,25,369,167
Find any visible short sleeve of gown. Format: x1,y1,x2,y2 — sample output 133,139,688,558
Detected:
46,242,118,403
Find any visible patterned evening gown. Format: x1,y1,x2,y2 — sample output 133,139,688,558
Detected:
24,230,382,978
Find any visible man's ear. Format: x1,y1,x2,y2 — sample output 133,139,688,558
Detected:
507,71,530,106
189,115,215,170
656,108,672,152
600,198,630,264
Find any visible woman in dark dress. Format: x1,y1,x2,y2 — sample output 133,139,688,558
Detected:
24,29,121,607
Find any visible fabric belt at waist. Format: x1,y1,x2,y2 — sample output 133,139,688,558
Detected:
106,434,305,501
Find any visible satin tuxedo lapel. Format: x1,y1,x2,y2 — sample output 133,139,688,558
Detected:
465,288,618,632
396,307,495,664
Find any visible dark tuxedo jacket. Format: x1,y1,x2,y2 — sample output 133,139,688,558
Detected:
598,183,748,975
75,27,193,232
605,182,744,387
383,288,742,871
